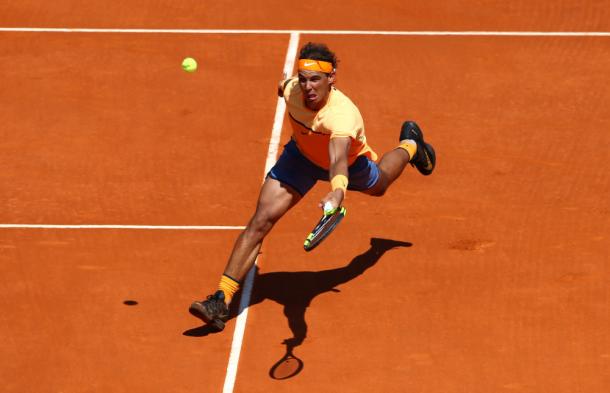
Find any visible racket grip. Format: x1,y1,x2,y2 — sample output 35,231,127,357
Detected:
323,201,336,215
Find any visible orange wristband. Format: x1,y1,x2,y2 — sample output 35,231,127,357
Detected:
330,174,348,194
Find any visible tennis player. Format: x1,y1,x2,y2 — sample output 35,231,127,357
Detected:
189,42,436,330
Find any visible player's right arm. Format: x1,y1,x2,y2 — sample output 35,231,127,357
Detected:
319,136,350,211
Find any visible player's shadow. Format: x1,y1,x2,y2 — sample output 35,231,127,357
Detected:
183,237,411,376
250,237,411,342
258,237,412,378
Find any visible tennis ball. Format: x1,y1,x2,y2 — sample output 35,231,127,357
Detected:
182,57,197,73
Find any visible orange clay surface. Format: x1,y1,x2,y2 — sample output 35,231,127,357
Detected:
1,3,609,393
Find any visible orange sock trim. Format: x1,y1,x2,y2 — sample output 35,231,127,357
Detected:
218,274,240,304
398,140,418,161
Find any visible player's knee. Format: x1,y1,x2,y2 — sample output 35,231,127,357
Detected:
248,217,271,234
248,210,277,236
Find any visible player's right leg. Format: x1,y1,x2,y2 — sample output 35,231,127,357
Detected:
189,178,301,331
189,140,321,331
224,178,302,281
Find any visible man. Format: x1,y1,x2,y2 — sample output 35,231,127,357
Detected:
189,42,435,331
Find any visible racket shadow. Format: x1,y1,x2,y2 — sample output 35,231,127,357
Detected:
245,237,412,379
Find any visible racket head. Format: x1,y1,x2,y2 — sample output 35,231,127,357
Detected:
303,206,347,252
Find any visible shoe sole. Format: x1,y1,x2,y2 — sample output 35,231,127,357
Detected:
417,142,436,176
189,302,226,331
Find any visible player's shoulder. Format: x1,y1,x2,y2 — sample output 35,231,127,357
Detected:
330,87,359,110
321,88,363,133
327,87,361,117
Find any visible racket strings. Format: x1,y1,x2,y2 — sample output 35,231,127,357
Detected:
313,214,340,237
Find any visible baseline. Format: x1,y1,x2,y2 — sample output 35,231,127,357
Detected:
1,28,609,36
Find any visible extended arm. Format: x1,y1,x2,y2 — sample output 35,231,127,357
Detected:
320,136,351,210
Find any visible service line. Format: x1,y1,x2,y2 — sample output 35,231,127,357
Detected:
0,224,245,230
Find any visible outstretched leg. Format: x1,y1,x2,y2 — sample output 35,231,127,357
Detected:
189,178,301,330
224,178,301,281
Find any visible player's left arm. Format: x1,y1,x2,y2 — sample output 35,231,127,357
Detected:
320,136,351,210
277,76,293,97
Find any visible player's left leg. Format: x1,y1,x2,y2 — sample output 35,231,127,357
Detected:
364,147,410,196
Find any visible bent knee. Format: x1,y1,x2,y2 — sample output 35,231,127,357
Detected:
247,210,281,236
249,215,273,233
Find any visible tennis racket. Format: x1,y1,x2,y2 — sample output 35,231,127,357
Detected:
303,203,347,252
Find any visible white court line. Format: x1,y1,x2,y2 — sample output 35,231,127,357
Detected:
222,31,299,393
1,27,610,36
0,224,245,230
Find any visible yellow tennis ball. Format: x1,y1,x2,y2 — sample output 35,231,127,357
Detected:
182,57,197,73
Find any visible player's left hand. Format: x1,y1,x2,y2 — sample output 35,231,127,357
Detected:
319,189,344,212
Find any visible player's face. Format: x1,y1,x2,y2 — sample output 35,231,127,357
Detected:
298,70,335,110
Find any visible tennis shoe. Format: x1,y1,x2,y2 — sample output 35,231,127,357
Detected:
400,121,436,176
189,290,229,331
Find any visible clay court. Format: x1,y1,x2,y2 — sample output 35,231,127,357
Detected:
1,2,609,392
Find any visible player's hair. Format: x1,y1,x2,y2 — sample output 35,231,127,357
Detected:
298,42,338,70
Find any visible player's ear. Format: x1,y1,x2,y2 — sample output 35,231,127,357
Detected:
327,70,336,85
